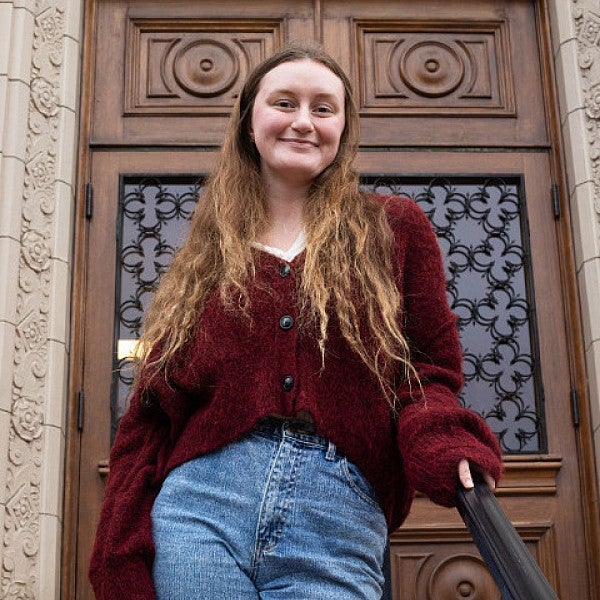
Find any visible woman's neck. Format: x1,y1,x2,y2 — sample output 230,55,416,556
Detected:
258,182,307,251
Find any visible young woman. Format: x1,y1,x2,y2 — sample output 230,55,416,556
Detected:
89,42,502,600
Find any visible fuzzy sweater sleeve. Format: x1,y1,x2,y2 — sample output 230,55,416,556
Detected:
393,200,503,508
88,372,189,600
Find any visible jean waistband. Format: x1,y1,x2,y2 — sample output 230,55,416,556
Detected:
252,416,332,452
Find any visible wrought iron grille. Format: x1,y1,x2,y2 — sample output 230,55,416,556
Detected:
113,174,545,453
113,176,203,440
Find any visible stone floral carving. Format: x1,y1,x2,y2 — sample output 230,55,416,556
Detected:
25,152,56,189
1,0,66,598
20,231,51,273
17,314,48,353
7,486,36,529
573,1,600,206
34,7,64,68
31,78,59,117
580,9,600,45
586,82,600,120
37,9,64,45
12,399,44,442
3,583,35,600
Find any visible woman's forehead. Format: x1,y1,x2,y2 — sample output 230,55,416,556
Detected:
257,59,345,97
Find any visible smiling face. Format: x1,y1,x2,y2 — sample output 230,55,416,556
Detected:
249,59,346,190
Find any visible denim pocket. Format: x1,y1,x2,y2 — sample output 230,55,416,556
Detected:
340,457,381,509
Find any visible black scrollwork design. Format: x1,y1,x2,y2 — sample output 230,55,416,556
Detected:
112,176,203,438
361,176,543,453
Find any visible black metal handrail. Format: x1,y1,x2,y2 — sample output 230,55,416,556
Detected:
382,481,559,599
456,479,559,600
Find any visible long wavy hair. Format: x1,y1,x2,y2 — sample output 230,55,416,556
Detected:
135,41,418,407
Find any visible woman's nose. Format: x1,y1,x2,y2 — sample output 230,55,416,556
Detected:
292,106,314,132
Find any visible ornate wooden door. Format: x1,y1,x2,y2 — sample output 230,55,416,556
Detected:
67,0,599,598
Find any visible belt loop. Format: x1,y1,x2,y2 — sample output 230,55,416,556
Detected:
325,440,336,461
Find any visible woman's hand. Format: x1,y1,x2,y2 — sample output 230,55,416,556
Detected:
458,458,496,491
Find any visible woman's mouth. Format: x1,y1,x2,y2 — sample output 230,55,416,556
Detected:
280,138,318,148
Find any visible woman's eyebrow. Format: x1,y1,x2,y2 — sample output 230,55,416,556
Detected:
267,88,341,102
269,88,338,100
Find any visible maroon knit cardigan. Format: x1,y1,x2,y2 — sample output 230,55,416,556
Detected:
89,196,503,600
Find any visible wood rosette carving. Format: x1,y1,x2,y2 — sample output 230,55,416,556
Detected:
390,522,558,599
355,20,516,116
125,19,282,115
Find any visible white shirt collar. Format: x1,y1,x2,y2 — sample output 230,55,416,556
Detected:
252,230,306,262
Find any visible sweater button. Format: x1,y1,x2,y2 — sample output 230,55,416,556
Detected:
279,315,294,330
282,375,294,392
279,263,291,278
140,390,156,408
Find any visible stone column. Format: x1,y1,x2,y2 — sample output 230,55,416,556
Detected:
550,0,600,490
0,0,82,597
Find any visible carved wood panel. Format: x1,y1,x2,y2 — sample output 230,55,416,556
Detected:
390,523,558,600
393,552,501,600
356,21,515,116
125,20,282,115
92,0,546,146
322,0,547,147
92,0,314,145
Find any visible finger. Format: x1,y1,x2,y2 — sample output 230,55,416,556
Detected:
482,471,496,491
458,459,474,489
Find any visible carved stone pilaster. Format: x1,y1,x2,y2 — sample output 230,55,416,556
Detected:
1,2,64,599
573,0,600,216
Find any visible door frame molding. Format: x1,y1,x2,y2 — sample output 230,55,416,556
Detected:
61,0,96,596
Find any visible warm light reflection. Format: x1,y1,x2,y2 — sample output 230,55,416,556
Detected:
117,338,142,360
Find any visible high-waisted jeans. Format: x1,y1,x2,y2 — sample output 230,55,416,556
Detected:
150,418,388,599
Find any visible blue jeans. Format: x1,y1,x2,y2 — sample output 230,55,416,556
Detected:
151,418,388,599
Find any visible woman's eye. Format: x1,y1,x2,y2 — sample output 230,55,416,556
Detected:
314,105,334,114
275,100,294,109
